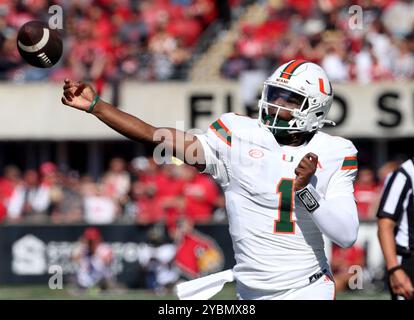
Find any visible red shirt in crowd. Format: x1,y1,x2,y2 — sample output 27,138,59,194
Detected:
138,170,186,228
354,182,379,220
135,196,165,224
0,178,15,221
331,244,365,273
183,174,219,223
157,173,186,229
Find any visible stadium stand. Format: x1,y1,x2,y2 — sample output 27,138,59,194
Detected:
219,0,414,82
0,157,225,228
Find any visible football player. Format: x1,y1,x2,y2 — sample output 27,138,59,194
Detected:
62,60,359,300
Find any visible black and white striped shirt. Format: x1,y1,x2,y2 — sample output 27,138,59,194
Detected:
377,158,414,251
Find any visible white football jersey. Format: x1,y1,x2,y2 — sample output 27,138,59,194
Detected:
196,113,358,291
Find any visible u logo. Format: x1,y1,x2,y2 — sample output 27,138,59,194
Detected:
282,154,294,162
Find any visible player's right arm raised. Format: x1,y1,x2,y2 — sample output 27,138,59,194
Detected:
61,79,206,170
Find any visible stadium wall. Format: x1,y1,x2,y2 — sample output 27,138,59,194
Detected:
0,222,382,287
0,81,413,139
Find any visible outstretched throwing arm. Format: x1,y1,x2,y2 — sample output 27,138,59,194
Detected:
61,79,206,170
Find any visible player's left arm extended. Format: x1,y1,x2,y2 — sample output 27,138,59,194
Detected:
295,153,359,248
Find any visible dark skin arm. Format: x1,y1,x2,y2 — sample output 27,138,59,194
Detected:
295,152,318,190
61,79,206,171
378,217,414,299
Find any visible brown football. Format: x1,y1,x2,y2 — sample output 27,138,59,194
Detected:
17,21,63,68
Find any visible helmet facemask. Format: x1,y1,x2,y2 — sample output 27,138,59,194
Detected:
258,82,310,137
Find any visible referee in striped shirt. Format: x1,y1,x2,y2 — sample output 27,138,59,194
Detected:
377,158,414,300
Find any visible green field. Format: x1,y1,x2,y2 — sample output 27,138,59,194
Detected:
0,284,389,300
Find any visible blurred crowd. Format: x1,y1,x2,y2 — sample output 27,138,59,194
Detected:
0,155,404,227
2,0,414,85
353,160,402,220
0,0,234,88
0,157,225,292
0,156,402,293
0,157,226,229
222,0,414,82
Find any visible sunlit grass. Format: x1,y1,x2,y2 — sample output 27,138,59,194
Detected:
0,283,389,300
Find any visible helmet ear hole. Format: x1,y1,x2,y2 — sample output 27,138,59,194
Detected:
316,112,324,117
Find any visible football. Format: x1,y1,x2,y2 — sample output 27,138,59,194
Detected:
16,21,63,68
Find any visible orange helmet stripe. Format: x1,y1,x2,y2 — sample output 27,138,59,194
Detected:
280,59,307,79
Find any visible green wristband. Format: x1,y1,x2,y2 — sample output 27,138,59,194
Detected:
87,95,100,113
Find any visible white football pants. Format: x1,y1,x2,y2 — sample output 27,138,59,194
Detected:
236,274,336,300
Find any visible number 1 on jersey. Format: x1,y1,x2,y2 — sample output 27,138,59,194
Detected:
274,178,295,234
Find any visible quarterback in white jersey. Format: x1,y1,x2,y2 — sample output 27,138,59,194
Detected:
194,60,359,298
61,60,359,300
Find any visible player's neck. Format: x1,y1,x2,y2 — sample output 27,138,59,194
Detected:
275,132,315,147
